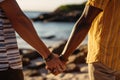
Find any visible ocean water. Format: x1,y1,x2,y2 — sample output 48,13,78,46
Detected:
17,11,87,49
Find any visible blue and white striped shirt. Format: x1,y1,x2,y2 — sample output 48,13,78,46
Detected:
0,0,22,71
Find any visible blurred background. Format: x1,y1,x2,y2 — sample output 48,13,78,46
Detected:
16,0,87,49
16,0,89,80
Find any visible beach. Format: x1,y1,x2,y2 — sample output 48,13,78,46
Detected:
19,40,89,80
21,43,89,80
24,64,89,80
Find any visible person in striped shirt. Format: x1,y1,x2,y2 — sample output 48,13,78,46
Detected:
56,0,120,80
0,0,66,80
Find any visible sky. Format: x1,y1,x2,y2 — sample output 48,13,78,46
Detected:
16,0,86,12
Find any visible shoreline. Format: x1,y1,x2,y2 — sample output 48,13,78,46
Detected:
17,36,88,50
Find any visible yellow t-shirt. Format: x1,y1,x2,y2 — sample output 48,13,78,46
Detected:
87,0,120,71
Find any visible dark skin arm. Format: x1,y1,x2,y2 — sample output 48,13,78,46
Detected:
0,0,49,58
61,5,102,61
49,5,103,75
0,0,66,74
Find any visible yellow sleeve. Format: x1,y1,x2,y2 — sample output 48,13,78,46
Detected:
86,0,109,10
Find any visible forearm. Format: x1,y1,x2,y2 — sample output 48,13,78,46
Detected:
13,16,51,58
61,5,102,60
61,18,90,59
0,0,51,59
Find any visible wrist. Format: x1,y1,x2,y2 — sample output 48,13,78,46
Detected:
59,55,68,62
44,53,54,62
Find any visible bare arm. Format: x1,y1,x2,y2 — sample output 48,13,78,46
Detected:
0,0,66,75
0,0,50,58
61,5,102,61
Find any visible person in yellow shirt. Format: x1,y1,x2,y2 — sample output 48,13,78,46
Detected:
51,0,120,80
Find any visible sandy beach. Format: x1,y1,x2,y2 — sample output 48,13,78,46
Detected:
19,40,89,80
23,64,89,80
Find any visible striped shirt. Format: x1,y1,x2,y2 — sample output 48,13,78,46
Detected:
86,0,120,71
0,1,22,71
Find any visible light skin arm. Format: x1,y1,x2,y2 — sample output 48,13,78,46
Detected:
61,5,103,61
0,0,66,74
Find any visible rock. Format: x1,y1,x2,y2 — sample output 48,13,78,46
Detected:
41,35,55,39
80,64,88,73
72,49,81,55
24,70,33,76
39,68,48,74
68,44,88,64
22,58,31,66
73,44,88,55
68,46,87,64
52,41,67,55
24,64,89,80
67,55,77,64
73,52,87,64
64,63,80,73
29,70,41,77
27,62,46,70
78,44,88,54
27,77,46,80
33,11,81,22
32,3,86,22
20,49,41,60
19,49,33,55
67,52,87,65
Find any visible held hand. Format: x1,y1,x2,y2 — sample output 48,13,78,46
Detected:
45,53,66,75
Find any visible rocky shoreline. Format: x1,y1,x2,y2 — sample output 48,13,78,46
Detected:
32,3,86,22
20,40,89,80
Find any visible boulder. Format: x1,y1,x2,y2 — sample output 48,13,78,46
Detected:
32,3,86,22
20,49,41,60
27,62,46,70
65,44,88,64
41,35,55,39
22,58,31,66
52,41,67,55
64,63,80,73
